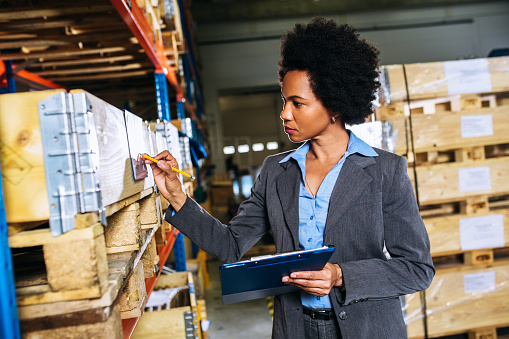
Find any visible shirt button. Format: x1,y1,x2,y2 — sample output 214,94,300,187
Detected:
310,216,314,220
308,238,312,243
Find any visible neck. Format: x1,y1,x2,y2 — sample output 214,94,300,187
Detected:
308,127,349,163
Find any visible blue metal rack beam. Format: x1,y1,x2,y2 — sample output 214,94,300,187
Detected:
0,60,16,94
154,71,171,121
173,233,187,272
0,166,21,339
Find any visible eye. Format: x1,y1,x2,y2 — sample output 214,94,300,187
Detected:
293,101,303,107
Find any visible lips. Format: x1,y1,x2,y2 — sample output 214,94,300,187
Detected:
284,126,296,134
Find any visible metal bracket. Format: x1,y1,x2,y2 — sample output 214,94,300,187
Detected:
183,310,199,339
38,92,105,237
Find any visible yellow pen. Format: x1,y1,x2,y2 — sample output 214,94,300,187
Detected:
141,154,195,180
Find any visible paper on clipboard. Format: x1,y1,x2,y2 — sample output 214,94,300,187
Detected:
219,246,335,305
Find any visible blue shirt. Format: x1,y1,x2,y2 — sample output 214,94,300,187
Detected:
279,131,378,309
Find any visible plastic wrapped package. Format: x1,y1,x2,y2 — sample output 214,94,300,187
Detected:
347,121,397,154
380,56,509,104
404,261,509,338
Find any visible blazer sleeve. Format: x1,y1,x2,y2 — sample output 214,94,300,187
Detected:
164,157,273,264
338,156,435,305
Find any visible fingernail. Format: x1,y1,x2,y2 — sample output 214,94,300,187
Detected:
282,277,288,282
290,273,296,278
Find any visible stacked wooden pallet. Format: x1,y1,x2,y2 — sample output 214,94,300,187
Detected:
0,89,184,337
377,56,509,338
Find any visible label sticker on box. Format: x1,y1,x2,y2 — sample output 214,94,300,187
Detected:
458,166,491,192
461,115,493,138
464,271,496,294
444,59,492,95
460,214,504,251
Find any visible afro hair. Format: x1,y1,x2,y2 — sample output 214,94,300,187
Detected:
278,17,380,125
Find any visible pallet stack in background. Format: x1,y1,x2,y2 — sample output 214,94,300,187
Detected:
0,90,208,338
376,56,509,338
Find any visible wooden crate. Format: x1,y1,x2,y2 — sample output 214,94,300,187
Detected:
421,196,509,257
410,156,509,205
405,260,509,338
0,89,64,225
380,56,509,103
1,89,156,228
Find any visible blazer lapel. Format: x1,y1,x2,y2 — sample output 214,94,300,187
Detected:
325,155,375,235
276,161,301,250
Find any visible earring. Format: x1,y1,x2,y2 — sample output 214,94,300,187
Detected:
331,116,337,123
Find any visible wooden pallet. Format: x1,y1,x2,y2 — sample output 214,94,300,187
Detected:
405,257,509,338
377,93,509,157
18,254,133,337
420,195,509,257
16,210,167,336
9,188,164,306
376,92,508,119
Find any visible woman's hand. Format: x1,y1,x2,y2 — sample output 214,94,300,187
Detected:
282,262,343,297
144,151,187,211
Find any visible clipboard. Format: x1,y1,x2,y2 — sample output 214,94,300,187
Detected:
219,246,335,305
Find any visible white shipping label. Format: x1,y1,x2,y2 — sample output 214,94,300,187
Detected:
460,214,504,251
464,271,496,294
444,59,492,95
458,166,491,192
461,115,494,138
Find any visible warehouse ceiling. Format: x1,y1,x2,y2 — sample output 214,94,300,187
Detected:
190,0,504,23
0,0,183,120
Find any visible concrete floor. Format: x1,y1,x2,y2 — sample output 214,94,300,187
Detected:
205,260,273,339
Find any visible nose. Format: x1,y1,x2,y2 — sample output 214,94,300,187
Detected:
280,103,292,121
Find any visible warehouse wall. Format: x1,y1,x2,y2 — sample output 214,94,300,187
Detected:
195,2,509,172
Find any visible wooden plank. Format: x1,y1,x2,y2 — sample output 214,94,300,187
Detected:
9,223,103,248
16,283,103,306
406,263,509,338
23,303,122,339
17,260,128,320
131,306,191,339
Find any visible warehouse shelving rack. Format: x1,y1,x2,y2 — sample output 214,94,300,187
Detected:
0,1,207,337
0,165,21,339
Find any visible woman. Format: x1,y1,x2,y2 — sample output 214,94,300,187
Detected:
147,17,434,339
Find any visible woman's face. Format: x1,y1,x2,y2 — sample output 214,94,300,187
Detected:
280,70,334,143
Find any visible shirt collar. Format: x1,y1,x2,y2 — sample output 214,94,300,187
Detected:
279,130,378,164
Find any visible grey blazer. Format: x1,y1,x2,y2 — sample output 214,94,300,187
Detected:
166,148,435,339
